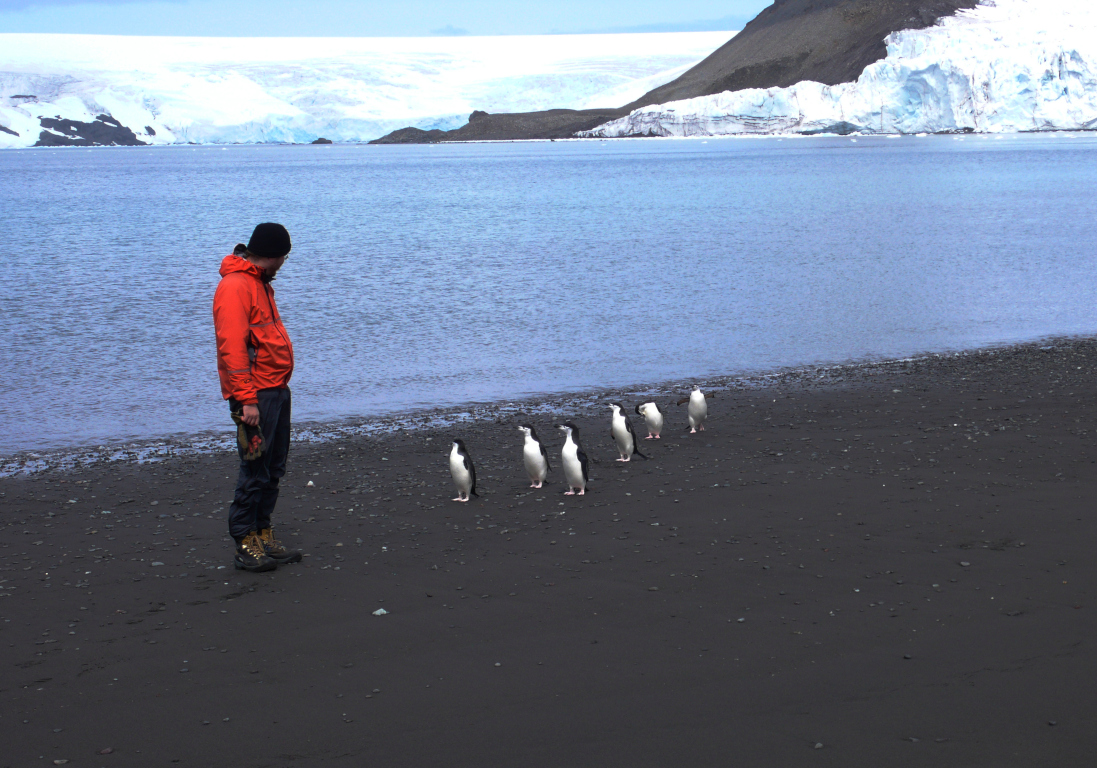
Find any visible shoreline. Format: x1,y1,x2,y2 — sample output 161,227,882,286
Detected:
3,334,1097,765
2,335,1081,478
4,128,1097,151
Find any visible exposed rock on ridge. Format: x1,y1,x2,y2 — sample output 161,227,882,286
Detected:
35,114,147,147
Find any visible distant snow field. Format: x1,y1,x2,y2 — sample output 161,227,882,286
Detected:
0,31,733,147
584,0,1097,138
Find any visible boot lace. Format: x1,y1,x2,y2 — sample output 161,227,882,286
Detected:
241,533,266,559
259,529,284,553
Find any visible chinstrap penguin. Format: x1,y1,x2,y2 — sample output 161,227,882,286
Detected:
557,422,589,496
449,438,478,502
517,423,551,488
677,385,714,433
609,403,647,461
635,401,664,439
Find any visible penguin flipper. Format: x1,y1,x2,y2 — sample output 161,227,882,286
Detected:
625,417,643,451
577,448,590,483
705,392,715,399
466,456,478,496
676,397,689,406
629,416,649,458
540,442,551,472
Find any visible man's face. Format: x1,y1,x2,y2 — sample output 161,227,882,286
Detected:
253,255,286,278
265,255,286,277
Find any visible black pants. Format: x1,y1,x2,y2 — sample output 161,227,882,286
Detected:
228,387,291,543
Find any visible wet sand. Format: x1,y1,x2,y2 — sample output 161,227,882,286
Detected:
3,338,1097,767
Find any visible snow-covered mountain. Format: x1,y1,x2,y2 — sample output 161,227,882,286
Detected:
0,31,731,148
582,0,1097,138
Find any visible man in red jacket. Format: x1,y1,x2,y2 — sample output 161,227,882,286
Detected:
213,223,303,572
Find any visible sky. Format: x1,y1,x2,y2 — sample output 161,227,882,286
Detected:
0,0,771,36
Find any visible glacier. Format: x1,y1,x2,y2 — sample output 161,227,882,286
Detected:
0,31,732,148
581,0,1097,138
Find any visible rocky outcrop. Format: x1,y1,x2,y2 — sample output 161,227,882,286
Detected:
369,127,449,144
369,108,629,144
35,114,147,146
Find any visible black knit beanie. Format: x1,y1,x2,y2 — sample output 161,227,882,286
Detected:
247,223,292,259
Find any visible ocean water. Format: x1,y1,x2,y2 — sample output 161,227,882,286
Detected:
2,134,1096,454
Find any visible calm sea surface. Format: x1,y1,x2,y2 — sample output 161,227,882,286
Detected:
2,134,1096,453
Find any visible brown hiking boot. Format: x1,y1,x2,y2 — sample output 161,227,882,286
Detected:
234,532,277,572
258,528,302,564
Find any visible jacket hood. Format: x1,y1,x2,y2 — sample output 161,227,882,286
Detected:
219,253,264,279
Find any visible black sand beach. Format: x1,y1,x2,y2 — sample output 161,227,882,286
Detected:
3,338,1097,767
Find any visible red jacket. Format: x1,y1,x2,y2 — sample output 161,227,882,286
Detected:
213,253,294,404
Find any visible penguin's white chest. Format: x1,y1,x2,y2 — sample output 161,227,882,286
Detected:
688,392,708,426
611,415,633,452
562,440,584,485
523,439,547,478
449,447,472,491
641,405,663,432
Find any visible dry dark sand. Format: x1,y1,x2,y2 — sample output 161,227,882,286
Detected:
4,339,1097,767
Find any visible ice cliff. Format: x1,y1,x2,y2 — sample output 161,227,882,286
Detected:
0,31,730,148
581,0,1097,138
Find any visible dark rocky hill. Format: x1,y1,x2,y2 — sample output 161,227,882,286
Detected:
626,0,979,110
370,107,629,144
372,0,980,144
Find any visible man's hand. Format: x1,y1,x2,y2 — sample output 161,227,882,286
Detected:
242,404,260,426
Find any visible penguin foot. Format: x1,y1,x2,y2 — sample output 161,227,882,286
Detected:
617,457,629,462
689,428,697,434
565,490,576,496
699,425,706,431
655,435,661,439
577,489,586,495
452,496,469,502
645,435,654,440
